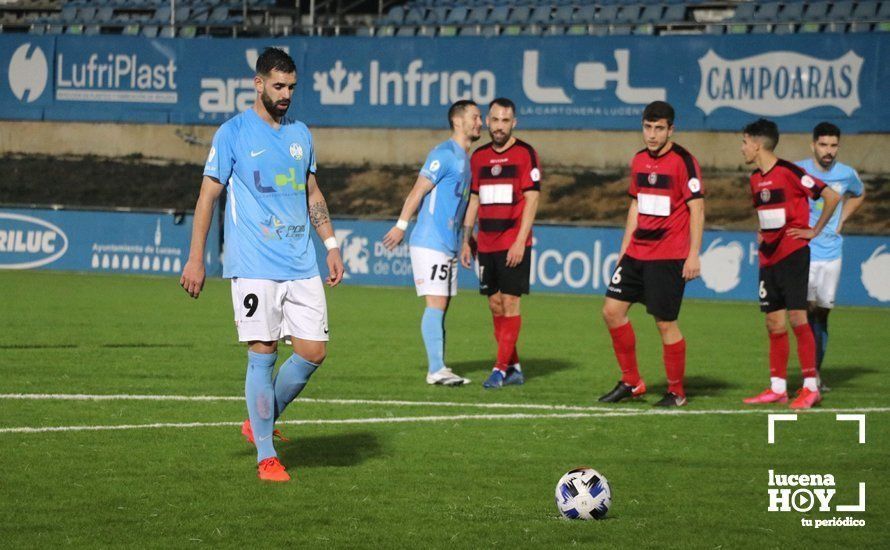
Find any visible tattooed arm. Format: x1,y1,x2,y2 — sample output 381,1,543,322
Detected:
307,173,344,286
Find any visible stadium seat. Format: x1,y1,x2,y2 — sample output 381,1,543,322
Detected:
705,24,724,35
396,25,416,37
381,5,404,25
488,6,510,25
47,24,64,34
751,23,772,34
804,1,830,21
85,24,101,35
444,7,468,25
573,5,595,23
543,24,565,36
404,7,425,26
77,7,96,23
60,6,78,22
754,3,779,22
639,5,663,23
466,7,488,25
458,25,480,36
209,7,229,23
662,4,686,22
508,6,530,24
633,23,654,35
141,24,158,37
881,2,890,18
616,5,642,24
774,23,796,34
596,5,619,23
356,26,372,36
424,7,448,25
552,5,574,24
778,3,803,22
65,24,84,34
529,6,551,25
482,25,498,37
799,22,822,33
731,3,755,22
122,23,140,35
160,25,175,38
848,21,872,32
851,1,879,20
830,1,855,20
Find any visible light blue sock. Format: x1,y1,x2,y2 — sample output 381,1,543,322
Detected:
245,350,277,462
421,307,446,374
273,353,319,420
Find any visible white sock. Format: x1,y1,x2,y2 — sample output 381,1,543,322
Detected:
770,377,787,394
803,377,819,392
510,363,522,372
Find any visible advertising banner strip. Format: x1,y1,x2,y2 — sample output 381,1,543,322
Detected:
1,34,888,132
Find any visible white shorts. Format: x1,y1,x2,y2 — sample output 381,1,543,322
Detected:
410,246,458,297
807,258,842,309
230,276,329,342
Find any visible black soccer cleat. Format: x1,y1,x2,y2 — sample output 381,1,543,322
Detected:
653,392,687,407
598,380,647,403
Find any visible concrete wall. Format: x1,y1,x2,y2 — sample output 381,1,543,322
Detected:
2,121,887,172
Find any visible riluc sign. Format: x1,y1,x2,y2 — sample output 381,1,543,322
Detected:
0,208,220,276
0,212,68,269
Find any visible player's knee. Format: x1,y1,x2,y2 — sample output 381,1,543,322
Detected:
303,349,327,365
788,310,809,328
765,317,786,334
488,297,504,316
602,305,622,326
502,295,520,315
655,320,675,335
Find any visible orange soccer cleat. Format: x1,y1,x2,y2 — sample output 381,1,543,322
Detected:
257,457,291,482
743,388,788,404
241,419,289,446
789,387,822,409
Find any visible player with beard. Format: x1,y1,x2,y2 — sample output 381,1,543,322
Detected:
598,101,705,407
180,48,344,481
383,100,482,386
795,123,865,391
460,98,541,389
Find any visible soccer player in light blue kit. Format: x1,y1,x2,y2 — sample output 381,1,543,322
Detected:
180,48,344,482
382,100,482,385
796,122,865,391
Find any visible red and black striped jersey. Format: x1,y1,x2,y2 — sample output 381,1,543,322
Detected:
749,159,826,267
626,143,703,261
470,139,541,253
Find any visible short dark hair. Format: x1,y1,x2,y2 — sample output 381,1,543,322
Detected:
448,99,477,129
743,118,780,151
642,101,674,125
256,47,296,76
813,122,841,141
488,97,516,114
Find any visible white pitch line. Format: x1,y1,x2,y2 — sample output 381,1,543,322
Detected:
2,393,890,416
3,406,890,435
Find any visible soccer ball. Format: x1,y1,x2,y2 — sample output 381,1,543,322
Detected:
554,467,612,520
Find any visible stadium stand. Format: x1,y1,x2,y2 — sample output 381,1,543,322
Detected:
0,0,889,37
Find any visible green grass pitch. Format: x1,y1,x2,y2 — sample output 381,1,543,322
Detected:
0,271,887,548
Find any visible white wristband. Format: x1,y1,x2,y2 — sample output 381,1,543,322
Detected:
324,237,339,251
396,219,409,231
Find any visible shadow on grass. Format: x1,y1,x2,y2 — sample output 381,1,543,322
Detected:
818,365,879,388
239,431,383,468
646,375,737,399
447,358,579,381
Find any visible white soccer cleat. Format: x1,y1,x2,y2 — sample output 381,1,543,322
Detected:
426,367,470,386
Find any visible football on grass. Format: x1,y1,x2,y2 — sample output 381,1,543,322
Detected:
555,467,612,520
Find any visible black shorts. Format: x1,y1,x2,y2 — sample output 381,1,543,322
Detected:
605,255,686,321
477,247,531,297
759,246,810,313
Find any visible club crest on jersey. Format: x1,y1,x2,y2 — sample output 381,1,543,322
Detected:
531,168,541,182
206,146,216,164
648,172,658,185
429,160,441,172
491,164,502,176
290,143,303,161
801,175,815,189
688,178,702,193
760,189,771,203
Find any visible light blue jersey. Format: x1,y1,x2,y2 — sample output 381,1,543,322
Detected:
796,159,864,261
409,139,471,255
204,109,319,280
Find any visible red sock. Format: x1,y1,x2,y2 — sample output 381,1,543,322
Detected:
769,332,789,381
793,324,817,379
495,316,521,371
493,314,520,366
663,339,686,397
608,322,640,385
509,315,521,365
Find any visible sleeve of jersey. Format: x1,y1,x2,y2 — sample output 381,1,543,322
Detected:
521,149,542,192
419,150,445,186
202,125,234,186
628,167,638,199
681,156,704,202
470,154,480,195
798,172,826,199
307,130,317,175
848,169,864,197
